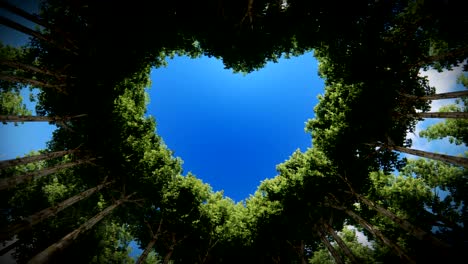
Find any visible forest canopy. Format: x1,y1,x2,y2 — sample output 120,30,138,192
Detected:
1,0,467,263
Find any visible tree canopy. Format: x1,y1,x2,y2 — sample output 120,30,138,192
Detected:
1,0,467,263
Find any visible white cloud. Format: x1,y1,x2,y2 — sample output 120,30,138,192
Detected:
420,66,463,93
419,65,464,111
345,225,372,248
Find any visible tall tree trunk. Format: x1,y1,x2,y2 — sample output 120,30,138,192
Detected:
0,1,77,49
328,202,415,264
0,1,49,29
389,145,468,168
0,15,77,55
0,181,113,241
27,194,133,264
0,15,52,44
200,238,219,264
163,233,187,264
416,112,468,119
136,218,163,264
316,226,345,264
163,234,176,264
272,255,281,264
300,240,307,264
0,149,78,170
0,114,86,123
321,221,360,264
346,189,451,249
286,240,307,264
402,91,468,101
0,158,95,190
0,73,67,93
0,60,68,80
0,239,19,256
413,47,468,69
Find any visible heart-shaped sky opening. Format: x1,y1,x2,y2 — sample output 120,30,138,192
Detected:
148,53,323,201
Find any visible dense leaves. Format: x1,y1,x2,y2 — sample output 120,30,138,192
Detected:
1,0,467,263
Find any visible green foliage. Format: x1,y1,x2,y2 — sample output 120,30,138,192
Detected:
309,226,375,264
141,250,162,264
42,176,68,204
90,222,134,264
0,89,31,117
0,43,32,122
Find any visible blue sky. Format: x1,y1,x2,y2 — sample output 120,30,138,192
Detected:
148,54,320,201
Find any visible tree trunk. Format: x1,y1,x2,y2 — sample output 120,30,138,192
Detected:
0,60,68,80
0,114,86,123
413,47,468,69
27,194,133,264
0,73,67,93
389,145,468,168
0,158,95,190
0,15,52,44
163,233,187,264
416,112,468,119
300,240,307,264
0,1,49,29
200,238,219,264
0,181,113,241
0,1,77,50
136,237,158,264
0,238,19,256
329,203,415,264
348,190,451,249
0,149,78,170
136,218,163,264
316,226,345,264
0,15,77,55
321,221,360,264
163,235,176,264
402,91,468,101
286,240,307,264
272,255,281,264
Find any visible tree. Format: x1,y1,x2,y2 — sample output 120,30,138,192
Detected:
386,144,468,168
0,180,113,241
0,90,31,121
400,158,468,255
4,1,468,263
89,221,135,264
136,219,163,264
419,75,468,145
28,193,134,264
0,0,77,50
401,90,468,101
0,149,79,170
321,221,360,264
315,225,345,264
0,43,32,122
0,157,95,190
327,201,415,264
0,114,87,123
309,226,375,264
0,60,68,81
342,176,450,249
0,2,77,55
415,111,468,119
